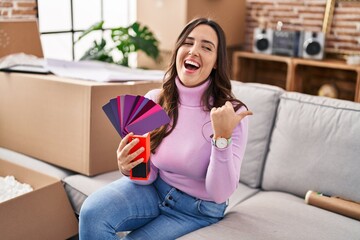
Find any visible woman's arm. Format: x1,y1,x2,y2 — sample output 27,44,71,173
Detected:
206,105,251,203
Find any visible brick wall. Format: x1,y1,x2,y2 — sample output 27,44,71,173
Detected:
0,0,37,19
329,1,360,54
245,0,360,56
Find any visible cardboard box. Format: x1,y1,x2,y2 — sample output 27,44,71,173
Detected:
0,72,162,176
0,159,78,240
136,0,246,50
136,0,246,69
0,19,43,58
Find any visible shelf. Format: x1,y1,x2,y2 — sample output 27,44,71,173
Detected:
232,51,292,90
232,51,360,102
293,58,360,102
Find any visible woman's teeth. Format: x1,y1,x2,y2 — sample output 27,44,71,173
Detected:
184,60,200,70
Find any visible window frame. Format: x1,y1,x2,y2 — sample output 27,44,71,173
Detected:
35,0,131,61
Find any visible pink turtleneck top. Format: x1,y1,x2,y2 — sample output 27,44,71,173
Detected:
132,77,249,204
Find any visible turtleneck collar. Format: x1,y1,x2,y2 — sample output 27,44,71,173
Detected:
175,76,210,107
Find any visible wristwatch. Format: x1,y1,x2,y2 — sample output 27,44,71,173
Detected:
212,137,232,149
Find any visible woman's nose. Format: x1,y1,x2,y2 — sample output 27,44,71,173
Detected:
188,45,199,56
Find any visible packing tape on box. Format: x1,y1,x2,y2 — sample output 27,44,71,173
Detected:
305,190,360,220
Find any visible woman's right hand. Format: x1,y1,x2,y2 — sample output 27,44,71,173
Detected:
116,132,145,176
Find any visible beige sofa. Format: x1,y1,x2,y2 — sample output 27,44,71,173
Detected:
1,81,360,239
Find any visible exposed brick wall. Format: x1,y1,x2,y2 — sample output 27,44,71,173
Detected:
245,0,360,56
329,1,360,54
0,0,37,19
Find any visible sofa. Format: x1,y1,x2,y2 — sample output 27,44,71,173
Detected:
1,80,360,239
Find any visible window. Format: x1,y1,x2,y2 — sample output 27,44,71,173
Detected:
37,0,136,61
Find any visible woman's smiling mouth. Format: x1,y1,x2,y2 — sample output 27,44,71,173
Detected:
184,59,200,71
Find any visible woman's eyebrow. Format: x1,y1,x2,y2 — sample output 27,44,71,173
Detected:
202,39,215,48
186,37,215,48
186,37,216,48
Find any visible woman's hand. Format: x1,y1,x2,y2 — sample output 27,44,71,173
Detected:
116,132,145,176
210,101,253,139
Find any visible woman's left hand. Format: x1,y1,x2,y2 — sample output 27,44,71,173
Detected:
210,101,253,139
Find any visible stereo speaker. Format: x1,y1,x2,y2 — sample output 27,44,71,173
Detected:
253,28,273,54
299,31,325,60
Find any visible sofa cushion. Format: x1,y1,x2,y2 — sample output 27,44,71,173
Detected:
63,171,122,215
226,182,259,214
262,92,360,202
0,147,73,180
231,81,284,188
180,191,360,240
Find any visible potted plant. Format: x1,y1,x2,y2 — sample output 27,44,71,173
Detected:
75,21,160,67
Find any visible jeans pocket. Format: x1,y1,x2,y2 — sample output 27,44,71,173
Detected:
197,200,227,219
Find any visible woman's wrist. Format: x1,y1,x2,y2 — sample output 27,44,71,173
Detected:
120,169,130,177
213,131,232,139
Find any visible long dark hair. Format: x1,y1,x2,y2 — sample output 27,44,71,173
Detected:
150,18,246,153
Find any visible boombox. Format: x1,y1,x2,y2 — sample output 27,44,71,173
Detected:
252,28,325,60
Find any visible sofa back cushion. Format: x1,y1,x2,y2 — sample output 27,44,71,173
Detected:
262,92,360,202
231,81,284,188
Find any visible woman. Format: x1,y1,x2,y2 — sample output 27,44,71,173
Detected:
79,17,252,240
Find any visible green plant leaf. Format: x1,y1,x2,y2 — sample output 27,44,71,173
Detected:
76,21,159,67
79,38,113,63
75,21,104,44
111,21,159,65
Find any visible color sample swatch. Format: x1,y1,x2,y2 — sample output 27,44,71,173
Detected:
102,95,170,138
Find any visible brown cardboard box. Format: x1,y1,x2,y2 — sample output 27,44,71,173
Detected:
0,19,43,58
0,72,162,176
136,0,246,50
136,0,246,69
0,159,78,240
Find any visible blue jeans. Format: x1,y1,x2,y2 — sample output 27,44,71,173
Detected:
79,176,227,240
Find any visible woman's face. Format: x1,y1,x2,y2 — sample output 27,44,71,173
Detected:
176,24,218,87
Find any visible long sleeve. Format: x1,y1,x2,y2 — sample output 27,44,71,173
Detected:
206,107,249,203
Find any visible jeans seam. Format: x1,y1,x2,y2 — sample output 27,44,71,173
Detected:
197,200,226,218
113,234,121,240
114,214,158,231
121,235,134,240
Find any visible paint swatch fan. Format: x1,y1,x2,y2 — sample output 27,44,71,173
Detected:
102,95,170,180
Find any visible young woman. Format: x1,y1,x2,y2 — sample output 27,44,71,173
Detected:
79,17,252,240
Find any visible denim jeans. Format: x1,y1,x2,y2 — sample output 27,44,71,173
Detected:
79,176,227,240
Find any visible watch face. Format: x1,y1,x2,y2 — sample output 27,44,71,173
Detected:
216,138,228,149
